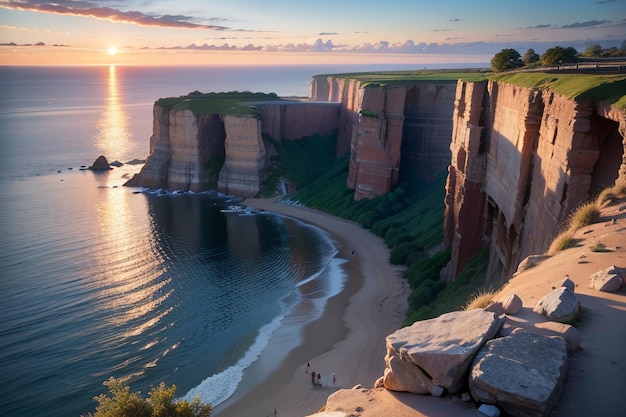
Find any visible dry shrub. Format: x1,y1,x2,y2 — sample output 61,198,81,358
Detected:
548,232,574,255
567,201,600,231
464,289,497,310
596,181,626,206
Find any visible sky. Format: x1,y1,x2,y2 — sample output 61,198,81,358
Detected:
0,0,624,66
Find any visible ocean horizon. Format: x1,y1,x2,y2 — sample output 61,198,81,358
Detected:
0,61,485,416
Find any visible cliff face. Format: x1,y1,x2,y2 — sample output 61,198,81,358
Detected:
311,77,457,200
126,99,340,197
217,114,267,197
444,80,626,281
125,107,226,192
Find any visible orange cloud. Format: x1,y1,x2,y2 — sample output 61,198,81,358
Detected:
0,0,232,30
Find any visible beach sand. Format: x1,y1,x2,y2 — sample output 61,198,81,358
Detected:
215,197,626,417
213,198,410,417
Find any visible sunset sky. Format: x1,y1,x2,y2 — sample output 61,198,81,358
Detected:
1,0,624,65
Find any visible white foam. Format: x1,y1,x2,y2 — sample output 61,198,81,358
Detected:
181,312,285,407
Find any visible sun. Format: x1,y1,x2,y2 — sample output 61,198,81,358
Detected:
107,47,117,56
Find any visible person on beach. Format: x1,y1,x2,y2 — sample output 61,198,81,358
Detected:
311,371,316,385
306,362,310,374
317,373,322,386
333,372,337,386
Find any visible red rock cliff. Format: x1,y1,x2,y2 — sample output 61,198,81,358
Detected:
311,77,457,200
444,80,626,281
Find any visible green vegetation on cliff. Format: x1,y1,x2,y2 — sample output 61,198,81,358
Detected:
313,69,487,88
155,91,283,116
263,135,491,325
489,72,626,108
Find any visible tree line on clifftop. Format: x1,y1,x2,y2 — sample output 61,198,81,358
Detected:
490,41,626,72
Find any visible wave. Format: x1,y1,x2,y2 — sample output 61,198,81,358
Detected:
181,312,285,407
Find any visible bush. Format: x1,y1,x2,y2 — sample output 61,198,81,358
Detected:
86,377,212,417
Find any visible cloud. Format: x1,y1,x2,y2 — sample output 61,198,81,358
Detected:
0,0,234,30
318,32,338,36
520,24,553,29
519,20,611,30
560,20,611,29
594,0,616,4
448,18,463,22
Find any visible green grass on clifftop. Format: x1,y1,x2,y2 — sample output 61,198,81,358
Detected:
155,91,284,116
489,72,626,108
313,69,488,88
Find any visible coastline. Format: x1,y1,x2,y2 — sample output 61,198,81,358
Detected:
214,198,409,416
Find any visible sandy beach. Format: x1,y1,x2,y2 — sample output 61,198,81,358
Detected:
213,196,626,417
213,198,410,416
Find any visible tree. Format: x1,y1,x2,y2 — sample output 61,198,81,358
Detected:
522,48,540,66
541,46,579,66
582,44,603,57
490,48,523,72
88,377,213,417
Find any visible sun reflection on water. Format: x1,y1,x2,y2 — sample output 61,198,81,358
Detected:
96,65,131,160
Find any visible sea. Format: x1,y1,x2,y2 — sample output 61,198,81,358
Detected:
0,61,486,416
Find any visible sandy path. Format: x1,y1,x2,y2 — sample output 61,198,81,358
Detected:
213,199,409,417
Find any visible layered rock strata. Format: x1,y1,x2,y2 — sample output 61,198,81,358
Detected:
444,80,626,281
311,77,457,200
125,99,340,197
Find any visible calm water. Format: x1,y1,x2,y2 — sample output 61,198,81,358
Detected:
0,62,478,416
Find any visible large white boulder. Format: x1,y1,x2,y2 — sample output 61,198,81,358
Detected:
382,309,503,395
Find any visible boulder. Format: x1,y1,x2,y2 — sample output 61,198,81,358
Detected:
588,265,624,292
533,287,579,323
500,320,580,353
89,155,112,170
382,309,503,395
469,329,568,417
502,294,522,315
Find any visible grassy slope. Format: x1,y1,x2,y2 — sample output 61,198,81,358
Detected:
155,91,284,116
489,72,626,108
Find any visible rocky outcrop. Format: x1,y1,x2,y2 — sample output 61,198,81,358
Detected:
444,80,626,281
89,155,112,170
380,309,503,395
469,328,569,417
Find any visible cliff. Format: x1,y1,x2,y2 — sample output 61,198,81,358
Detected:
444,78,626,281
124,93,340,197
311,76,457,200
127,77,457,200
